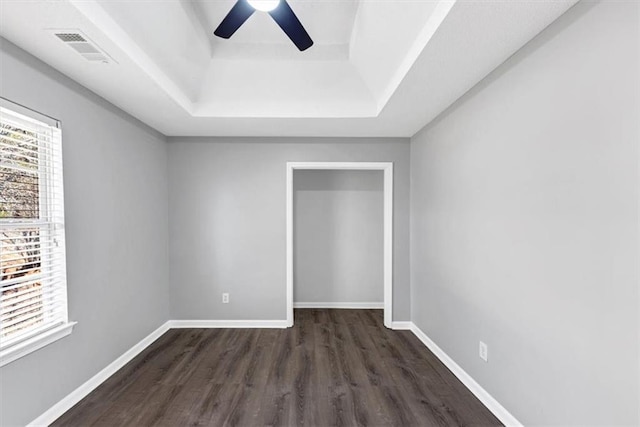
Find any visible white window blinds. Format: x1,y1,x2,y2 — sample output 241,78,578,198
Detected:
0,99,70,354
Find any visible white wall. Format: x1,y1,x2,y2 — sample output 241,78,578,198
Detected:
410,1,639,425
0,39,171,426
294,170,383,305
167,138,410,321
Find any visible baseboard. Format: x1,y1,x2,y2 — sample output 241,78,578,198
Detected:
409,323,523,427
28,321,171,427
29,319,520,427
168,319,290,329
28,319,288,425
389,321,412,330
293,302,384,309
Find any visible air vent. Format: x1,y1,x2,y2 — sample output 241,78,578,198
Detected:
53,30,113,64
55,33,87,43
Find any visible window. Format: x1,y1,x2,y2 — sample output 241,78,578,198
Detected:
0,99,74,366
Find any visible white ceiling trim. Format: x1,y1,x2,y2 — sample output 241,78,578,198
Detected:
67,0,451,119
68,0,194,113
177,0,215,58
0,0,580,136
375,0,456,113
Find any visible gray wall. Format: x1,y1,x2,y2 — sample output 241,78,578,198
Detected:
167,138,410,321
0,39,171,426
294,170,383,304
410,1,639,425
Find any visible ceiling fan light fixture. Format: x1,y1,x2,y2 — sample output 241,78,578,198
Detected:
247,0,280,12
214,0,312,51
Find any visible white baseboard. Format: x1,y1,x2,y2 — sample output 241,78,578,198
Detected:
293,302,384,309
409,323,523,427
29,319,520,427
28,319,288,425
389,321,412,330
28,321,171,427
168,319,290,329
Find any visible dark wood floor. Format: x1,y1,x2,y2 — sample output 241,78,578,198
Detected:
53,310,501,426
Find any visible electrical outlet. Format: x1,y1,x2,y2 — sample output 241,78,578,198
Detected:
479,341,488,362
222,293,229,304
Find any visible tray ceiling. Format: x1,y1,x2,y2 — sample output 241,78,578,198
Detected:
0,0,579,136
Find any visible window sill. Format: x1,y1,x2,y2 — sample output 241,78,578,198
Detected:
0,322,77,368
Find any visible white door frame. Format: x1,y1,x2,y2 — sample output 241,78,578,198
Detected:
286,162,393,328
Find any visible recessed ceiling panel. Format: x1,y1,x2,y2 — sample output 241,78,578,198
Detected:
0,0,580,136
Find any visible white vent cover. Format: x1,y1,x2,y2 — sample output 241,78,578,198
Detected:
53,31,113,63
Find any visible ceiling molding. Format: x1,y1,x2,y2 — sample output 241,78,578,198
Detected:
0,0,580,136
69,0,194,112
375,0,456,114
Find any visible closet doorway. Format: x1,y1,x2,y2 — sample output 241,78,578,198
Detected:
285,162,393,328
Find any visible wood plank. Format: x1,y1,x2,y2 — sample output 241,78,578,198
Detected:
52,309,502,426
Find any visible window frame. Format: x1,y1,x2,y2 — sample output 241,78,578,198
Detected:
0,98,75,367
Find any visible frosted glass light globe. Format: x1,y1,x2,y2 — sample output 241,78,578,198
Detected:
248,0,280,12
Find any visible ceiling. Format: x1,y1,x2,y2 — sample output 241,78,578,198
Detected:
0,0,579,137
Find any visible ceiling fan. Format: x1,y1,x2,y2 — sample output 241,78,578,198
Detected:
214,0,313,51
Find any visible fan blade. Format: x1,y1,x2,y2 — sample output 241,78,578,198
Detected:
214,0,255,39
268,1,313,51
